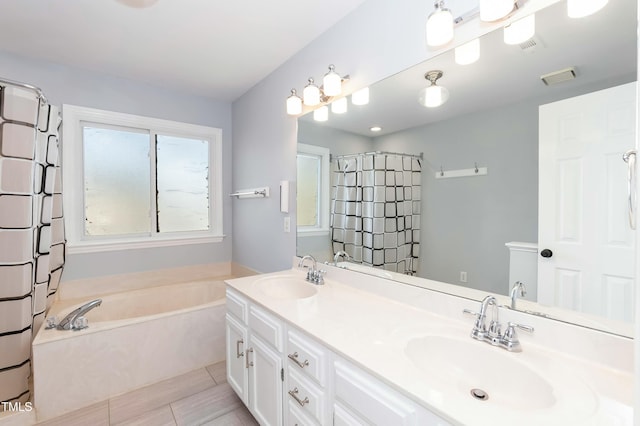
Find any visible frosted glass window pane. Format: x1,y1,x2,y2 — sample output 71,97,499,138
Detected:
156,135,210,232
297,154,320,227
83,127,151,236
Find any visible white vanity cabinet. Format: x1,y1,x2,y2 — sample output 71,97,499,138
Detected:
225,289,284,426
283,329,330,425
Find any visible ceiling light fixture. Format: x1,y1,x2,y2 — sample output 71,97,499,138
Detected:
426,1,454,47
567,0,608,18
351,87,370,106
370,126,382,132
418,70,450,108
504,13,535,45
454,38,480,65
286,65,349,115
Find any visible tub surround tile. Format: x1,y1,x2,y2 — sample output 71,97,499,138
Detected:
36,401,108,426
111,405,175,426
170,383,242,426
206,361,227,385
108,368,214,425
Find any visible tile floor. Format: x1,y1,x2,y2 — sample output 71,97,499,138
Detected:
35,361,258,426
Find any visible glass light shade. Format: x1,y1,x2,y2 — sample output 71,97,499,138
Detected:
426,7,454,47
455,39,480,65
418,84,450,108
303,79,321,106
331,97,348,114
479,0,514,22
567,0,608,18
286,90,302,115
504,14,535,45
323,65,342,97
313,106,329,122
352,87,370,105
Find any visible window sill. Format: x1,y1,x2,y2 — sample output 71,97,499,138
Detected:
297,229,330,237
67,234,226,255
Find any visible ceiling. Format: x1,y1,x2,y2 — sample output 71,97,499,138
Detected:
301,0,637,136
0,0,367,101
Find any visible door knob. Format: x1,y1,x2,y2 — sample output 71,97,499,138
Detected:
540,249,553,258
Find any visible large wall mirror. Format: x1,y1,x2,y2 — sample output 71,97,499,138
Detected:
296,0,637,337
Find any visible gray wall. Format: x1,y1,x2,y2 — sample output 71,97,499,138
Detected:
0,51,233,280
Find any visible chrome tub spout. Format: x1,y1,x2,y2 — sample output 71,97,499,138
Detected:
56,299,102,330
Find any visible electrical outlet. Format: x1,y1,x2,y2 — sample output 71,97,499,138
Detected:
460,271,467,283
283,216,291,233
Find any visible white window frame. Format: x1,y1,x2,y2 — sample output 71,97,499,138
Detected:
297,143,330,236
62,104,224,254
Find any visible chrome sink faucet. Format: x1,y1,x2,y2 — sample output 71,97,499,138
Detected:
53,299,102,331
510,281,527,309
333,250,350,266
298,255,325,285
464,295,533,352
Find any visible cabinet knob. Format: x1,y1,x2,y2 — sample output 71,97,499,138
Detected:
540,249,553,258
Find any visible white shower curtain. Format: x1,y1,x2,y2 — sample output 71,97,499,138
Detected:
330,152,421,275
0,83,65,407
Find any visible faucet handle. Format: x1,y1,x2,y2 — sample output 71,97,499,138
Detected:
462,309,480,318
506,322,534,334
501,322,534,352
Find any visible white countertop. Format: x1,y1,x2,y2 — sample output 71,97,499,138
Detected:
226,268,633,426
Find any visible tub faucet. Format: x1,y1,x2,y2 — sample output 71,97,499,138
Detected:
333,251,350,266
56,299,102,330
510,281,527,309
298,255,325,285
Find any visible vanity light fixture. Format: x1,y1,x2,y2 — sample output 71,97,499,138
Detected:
313,105,329,122
479,0,516,22
286,65,350,115
426,1,454,47
418,70,450,108
331,97,348,114
504,13,535,45
351,87,370,106
454,38,480,65
567,0,608,18
286,89,303,115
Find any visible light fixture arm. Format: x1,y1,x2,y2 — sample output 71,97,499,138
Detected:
452,0,527,26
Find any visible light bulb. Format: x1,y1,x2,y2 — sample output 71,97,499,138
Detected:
568,0,608,18
504,14,535,45
455,39,480,65
352,87,369,105
479,0,514,22
303,78,320,106
286,89,302,115
323,65,342,97
313,106,329,122
331,97,348,114
426,3,454,47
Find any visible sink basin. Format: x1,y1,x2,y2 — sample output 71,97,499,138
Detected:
405,335,555,410
253,275,318,300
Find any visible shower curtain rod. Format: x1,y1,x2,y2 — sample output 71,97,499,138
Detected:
0,77,48,104
331,151,423,161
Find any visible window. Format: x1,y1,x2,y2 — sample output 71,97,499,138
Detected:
296,143,329,236
63,105,223,253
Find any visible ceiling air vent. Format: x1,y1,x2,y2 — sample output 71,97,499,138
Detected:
540,67,577,86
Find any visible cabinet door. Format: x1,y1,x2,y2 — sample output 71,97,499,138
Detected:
225,314,248,405
248,334,283,426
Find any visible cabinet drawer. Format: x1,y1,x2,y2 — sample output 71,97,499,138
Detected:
287,400,319,426
248,305,283,351
286,368,326,425
226,288,248,323
286,329,327,386
334,360,418,426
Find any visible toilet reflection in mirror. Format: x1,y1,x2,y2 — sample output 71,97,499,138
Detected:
296,0,637,336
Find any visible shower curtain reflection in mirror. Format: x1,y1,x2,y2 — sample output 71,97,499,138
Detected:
330,152,421,275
